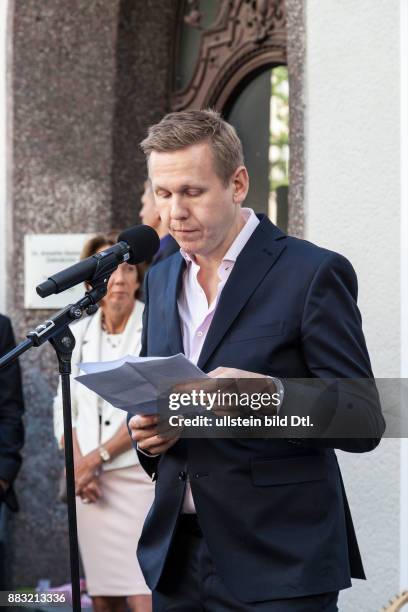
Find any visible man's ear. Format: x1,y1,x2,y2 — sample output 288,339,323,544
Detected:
232,166,249,204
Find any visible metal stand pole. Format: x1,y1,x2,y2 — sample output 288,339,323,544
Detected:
50,330,81,612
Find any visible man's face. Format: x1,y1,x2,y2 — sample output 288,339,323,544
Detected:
139,181,161,229
148,142,247,259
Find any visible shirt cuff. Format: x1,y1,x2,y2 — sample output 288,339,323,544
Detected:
137,444,160,458
268,376,284,414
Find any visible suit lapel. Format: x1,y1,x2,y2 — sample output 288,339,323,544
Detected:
81,308,102,364
197,218,287,370
77,309,102,417
165,253,186,355
120,299,144,357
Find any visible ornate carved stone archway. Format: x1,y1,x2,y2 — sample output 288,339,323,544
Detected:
170,0,286,111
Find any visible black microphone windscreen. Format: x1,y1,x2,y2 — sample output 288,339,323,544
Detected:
118,225,160,264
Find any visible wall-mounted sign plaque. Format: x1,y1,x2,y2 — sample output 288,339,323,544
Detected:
24,234,92,309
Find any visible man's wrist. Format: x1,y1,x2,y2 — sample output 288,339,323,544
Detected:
227,375,284,417
137,443,160,458
269,377,284,414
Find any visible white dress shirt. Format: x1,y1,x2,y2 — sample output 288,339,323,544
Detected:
178,208,260,512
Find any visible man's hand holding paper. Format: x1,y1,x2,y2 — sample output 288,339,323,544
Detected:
129,413,182,456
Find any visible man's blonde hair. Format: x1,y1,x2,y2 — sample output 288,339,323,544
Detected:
140,109,244,186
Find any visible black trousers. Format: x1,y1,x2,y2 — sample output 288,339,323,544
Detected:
153,515,339,612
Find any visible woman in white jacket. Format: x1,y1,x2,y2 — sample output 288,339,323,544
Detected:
54,232,154,612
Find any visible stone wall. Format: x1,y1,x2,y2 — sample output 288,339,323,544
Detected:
8,0,175,587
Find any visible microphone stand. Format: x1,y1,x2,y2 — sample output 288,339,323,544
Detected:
0,281,108,612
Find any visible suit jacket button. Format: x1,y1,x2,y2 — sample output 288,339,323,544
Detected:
104,420,111,426
178,471,186,481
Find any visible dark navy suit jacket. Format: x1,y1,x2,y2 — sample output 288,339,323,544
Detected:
134,216,385,603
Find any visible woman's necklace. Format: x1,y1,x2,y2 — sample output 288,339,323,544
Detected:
101,313,124,350
104,332,123,350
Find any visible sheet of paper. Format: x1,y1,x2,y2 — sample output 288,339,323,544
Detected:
78,354,174,375
76,353,208,414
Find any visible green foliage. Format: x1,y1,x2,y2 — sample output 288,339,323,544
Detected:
270,66,289,192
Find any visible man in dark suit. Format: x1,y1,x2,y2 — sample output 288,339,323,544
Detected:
0,314,25,588
129,110,385,611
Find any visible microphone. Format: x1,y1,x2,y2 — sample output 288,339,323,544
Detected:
36,225,160,298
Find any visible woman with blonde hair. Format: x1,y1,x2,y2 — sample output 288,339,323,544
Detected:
54,231,154,612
